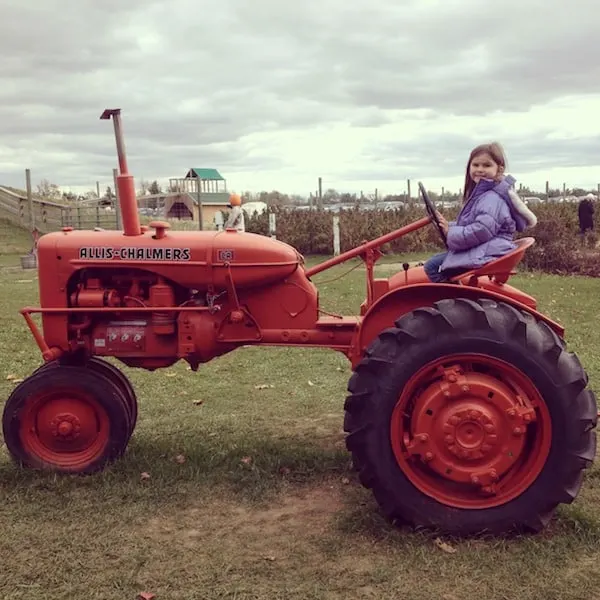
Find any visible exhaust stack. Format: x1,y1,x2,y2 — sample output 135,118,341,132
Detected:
100,108,142,236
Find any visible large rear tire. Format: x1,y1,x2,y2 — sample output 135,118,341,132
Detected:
344,298,597,535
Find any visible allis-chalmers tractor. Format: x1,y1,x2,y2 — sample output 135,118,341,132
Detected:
2,109,597,536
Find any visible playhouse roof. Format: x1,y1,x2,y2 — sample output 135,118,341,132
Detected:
184,168,225,181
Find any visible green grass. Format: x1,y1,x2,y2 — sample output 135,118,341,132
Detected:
0,251,600,600
0,218,36,257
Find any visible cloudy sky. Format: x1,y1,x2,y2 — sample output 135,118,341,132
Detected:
1,0,600,199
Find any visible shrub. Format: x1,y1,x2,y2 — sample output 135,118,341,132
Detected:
245,201,599,277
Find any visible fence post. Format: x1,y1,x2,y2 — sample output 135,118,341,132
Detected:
26,168,34,229
318,177,323,209
333,215,340,255
268,212,276,238
96,205,100,228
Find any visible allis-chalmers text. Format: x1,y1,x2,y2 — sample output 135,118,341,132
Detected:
78,247,192,261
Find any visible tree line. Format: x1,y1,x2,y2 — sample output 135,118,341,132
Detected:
28,178,600,207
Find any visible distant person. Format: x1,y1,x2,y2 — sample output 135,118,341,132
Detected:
578,197,594,234
225,193,245,232
423,142,537,283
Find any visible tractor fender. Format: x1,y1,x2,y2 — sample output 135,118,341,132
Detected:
353,283,564,367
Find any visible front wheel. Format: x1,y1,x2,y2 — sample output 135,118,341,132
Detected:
2,365,132,474
344,298,597,535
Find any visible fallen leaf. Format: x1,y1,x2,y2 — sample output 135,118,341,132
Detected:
434,537,457,554
241,456,252,465
193,399,204,406
140,472,151,481
308,380,315,386
11,378,24,384
174,454,186,464
254,384,274,390
341,477,350,485
137,593,156,600
262,555,276,561
165,372,177,377
5,374,18,381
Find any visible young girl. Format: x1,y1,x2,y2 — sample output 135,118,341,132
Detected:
423,142,538,283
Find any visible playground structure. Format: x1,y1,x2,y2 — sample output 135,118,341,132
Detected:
1,108,596,537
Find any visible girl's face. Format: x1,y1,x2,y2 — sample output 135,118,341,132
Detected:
469,152,503,183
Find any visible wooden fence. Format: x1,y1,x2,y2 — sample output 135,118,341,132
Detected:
0,186,119,233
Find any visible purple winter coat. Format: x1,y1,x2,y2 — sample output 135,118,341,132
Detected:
440,175,529,272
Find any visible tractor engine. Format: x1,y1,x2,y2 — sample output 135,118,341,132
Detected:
67,270,216,370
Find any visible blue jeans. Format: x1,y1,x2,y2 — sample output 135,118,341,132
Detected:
423,252,467,283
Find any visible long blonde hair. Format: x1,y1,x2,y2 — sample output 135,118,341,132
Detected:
462,142,507,202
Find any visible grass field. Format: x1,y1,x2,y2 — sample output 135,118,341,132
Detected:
1,224,600,599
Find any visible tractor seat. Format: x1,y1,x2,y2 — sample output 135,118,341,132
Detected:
451,237,535,286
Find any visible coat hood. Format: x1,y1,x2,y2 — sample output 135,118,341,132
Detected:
470,175,537,231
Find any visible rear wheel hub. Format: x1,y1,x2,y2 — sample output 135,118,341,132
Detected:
395,359,547,508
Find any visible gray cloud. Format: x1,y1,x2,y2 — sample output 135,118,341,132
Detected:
352,132,600,184
1,0,598,192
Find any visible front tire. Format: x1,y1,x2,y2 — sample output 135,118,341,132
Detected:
344,298,597,536
2,365,132,474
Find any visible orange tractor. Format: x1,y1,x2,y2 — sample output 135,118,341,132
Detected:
2,109,596,536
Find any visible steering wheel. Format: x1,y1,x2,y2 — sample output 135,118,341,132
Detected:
418,181,448,248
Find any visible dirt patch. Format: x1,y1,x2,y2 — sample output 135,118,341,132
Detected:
144,483,346,560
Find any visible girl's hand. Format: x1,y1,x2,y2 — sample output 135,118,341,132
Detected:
436,211,449,235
